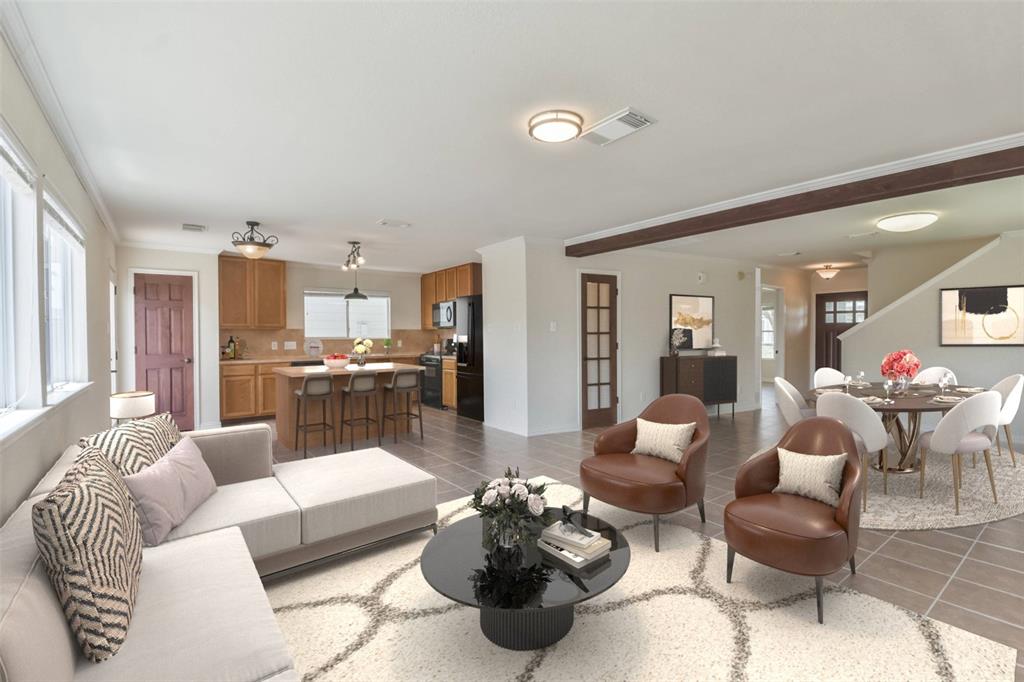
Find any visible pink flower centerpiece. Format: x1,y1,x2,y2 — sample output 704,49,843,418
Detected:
880,349,921,382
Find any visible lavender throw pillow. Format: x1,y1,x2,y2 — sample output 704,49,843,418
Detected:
123,437,217,546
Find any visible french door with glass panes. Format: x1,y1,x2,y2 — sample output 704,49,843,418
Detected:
815,291,868,371
581,274,618,428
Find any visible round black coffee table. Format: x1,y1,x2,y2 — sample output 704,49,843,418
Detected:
420,510,630,650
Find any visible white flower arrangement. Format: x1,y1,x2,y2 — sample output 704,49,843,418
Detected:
471,467,552,548
352,338,374,356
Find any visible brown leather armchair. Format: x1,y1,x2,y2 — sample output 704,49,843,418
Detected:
579,394,710,552
724,417,861,624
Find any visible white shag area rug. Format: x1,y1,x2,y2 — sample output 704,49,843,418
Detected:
266,479,1018,682
860,448,1024,530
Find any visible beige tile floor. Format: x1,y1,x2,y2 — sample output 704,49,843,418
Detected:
261,387,1023,676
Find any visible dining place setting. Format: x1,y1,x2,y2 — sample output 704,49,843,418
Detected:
773,349,1023,529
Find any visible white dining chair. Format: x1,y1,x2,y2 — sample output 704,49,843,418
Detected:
914,366,957,385
917,391,1000,515
813,367,846,389
816,392,893,510
991,374,1023,467
773,377,814,428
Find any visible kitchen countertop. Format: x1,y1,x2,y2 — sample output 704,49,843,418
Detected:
221,353,423,365
272,362,425,378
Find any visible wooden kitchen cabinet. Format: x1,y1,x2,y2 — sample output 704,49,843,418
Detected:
434,270,446,303
420,272,435,330
257,363,287,416
221,364,257,420
444,268,457,300
456,263,481,297
442,356,457,409
219,255,286,330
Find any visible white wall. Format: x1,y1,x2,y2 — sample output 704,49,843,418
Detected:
115,246,221,429
761,266,811,391
0,37,116,520
479,238,529,435
868,238,988,312
519,239,758,435
841,233,1024,439
284,262,421,330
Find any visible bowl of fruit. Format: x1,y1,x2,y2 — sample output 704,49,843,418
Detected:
323,353,350,369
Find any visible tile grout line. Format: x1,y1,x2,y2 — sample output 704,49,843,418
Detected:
925,522,987,617
838,532,896,587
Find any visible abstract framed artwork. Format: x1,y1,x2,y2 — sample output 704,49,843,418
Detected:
669,294,714,350
940,285,1024,346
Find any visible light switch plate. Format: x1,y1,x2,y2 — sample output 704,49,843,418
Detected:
284,341,297,350
271,341,278,351
397,339,403,347
549,321,557,333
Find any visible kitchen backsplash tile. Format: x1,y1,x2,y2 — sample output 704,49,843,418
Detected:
220,328,447,360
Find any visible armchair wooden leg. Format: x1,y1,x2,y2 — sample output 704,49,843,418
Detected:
983,449,998,504
697,498,706,524
815,576,824,624
849,556,856,575
953,454,961,515
882,449,888,495
972,451,977,468
919,448,926,498
653,514,660,552
726,546,735,583
582,492,590,513
1006,425,1018,467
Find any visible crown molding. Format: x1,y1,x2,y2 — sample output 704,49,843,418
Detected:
119,240,221,256
564,133,1024,249
0,2,120,243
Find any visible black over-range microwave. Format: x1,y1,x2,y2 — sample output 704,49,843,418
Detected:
432,300,455,328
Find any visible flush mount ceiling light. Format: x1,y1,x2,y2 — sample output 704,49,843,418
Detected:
816,265,840,280
232,220,278,259
342,241,368,300
528,110,583,143
876,212,938,233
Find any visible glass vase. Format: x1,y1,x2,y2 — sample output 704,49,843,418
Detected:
356,354,367,367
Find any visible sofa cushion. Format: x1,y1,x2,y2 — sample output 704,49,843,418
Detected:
29,444,82,498
273,448,436,544
73,527,295,682
165,477,300,559
79,413,180,476
124,437,218,546
0,495,78,682
32,450,144,662
631,418,696,463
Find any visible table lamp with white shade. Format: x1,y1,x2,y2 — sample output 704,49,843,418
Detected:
110,391,156,424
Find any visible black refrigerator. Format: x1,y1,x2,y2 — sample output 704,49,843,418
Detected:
455,295,484,421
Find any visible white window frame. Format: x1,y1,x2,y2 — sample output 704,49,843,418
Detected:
760,307,776,361
42,191,87,397
303,289,391,340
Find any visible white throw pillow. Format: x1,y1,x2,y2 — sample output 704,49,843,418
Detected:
773,447,847,507
632,418,697,463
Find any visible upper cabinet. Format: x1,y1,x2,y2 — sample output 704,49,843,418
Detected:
419,262,481,329
219,255,287,329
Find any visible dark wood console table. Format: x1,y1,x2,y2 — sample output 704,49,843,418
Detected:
659,355,737,418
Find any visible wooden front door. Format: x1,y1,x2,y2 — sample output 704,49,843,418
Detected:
815,291,868,372
581,274,618,429
134,274,195,431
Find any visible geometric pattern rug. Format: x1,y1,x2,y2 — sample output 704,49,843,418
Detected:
266,479,1018,682
860,448,1024,530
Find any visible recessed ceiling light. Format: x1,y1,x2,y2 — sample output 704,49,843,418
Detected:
876,212,938,232
775,251,801,257
816,265,840,280
528,110,583,143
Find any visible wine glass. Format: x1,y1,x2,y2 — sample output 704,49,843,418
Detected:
937,372,950,397
882,378,894,404
843,375,852,394
856,370,866,386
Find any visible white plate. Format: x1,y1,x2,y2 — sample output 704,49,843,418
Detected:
932,395,963,404
956,387,985,393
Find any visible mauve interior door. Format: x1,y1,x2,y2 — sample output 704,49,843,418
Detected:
134,273,195,431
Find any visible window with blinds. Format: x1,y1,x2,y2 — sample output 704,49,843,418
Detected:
43,194,87,392
303,290,390,339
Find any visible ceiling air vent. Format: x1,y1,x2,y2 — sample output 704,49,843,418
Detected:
579,108,654,146
182,223,207,232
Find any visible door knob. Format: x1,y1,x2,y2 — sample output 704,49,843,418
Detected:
184,357,193,364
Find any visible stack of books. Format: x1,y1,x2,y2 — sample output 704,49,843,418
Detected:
538,520,611,570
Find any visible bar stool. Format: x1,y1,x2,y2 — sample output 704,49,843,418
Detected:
293,373,337,457
382,369,423,443
340,373,381,450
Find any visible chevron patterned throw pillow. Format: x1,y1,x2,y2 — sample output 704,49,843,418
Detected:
32,447,144,662
79,412,181,476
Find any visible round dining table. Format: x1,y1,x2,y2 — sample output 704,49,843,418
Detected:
803,382,984,473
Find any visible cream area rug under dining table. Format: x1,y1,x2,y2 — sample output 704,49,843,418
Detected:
266,479,1018,682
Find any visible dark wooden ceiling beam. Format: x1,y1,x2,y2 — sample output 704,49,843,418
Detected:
564,146,1024,258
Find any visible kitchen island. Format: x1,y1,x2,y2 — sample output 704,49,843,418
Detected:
273,362,424,449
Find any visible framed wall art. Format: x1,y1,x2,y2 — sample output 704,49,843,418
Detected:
940,285,1024,346
669,294,714,351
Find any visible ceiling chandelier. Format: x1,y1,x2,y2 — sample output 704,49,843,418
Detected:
231,220,278,259
342,241,368,300
528,110,583,143
816,265,840,280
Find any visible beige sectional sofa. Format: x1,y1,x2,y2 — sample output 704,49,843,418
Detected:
0,422,438,682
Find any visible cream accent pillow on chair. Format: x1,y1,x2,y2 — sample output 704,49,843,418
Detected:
632,418,697,463
773,447,847,507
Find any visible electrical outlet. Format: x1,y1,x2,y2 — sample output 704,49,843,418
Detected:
284,341,297,350
549,321,557,333
271,341,278,351
397,339,403,347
